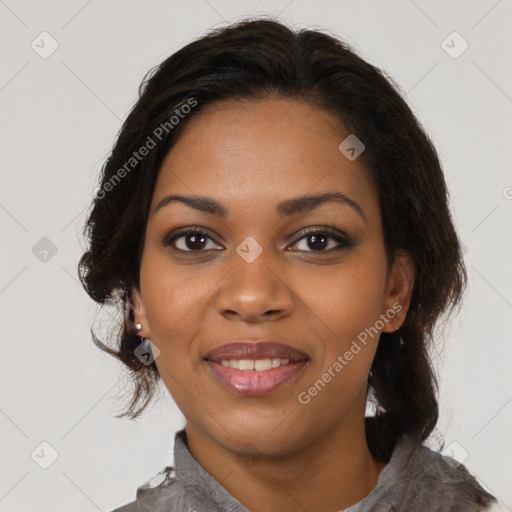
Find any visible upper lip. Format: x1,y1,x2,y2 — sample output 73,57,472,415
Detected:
203,340,309,363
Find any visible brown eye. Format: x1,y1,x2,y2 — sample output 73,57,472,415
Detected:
290,227,355,252
163,229,222,252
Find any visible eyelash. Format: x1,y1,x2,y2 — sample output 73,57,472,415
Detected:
162,226,355,254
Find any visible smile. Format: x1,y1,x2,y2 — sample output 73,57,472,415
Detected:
205,359,308,395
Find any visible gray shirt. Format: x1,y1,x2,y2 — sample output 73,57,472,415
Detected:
112,429,497,512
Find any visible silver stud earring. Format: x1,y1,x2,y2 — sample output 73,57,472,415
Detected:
134,323,148,348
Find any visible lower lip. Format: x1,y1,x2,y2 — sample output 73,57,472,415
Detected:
205,360,308,396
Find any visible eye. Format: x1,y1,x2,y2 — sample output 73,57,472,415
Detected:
163,226,355,254
163,228,222,252
289,227,355,252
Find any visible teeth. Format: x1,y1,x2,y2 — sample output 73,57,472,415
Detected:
239,359,254,370
220,358,290,370
255,359,271,371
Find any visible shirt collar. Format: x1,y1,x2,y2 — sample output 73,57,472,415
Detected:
174,428,250,512
172,428,416,512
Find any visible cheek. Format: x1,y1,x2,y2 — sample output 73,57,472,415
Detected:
140,250,205,334
139,249,224,401
292,255,386,346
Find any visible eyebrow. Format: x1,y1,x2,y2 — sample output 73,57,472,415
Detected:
154,191,366,223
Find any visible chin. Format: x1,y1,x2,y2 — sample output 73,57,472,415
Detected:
211,418,306,455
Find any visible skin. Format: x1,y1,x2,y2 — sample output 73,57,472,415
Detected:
132,97,415,512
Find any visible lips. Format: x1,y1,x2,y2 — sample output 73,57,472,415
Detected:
203,340,309,363
203,340,310,395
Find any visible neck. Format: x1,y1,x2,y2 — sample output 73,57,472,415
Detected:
185,408,386,511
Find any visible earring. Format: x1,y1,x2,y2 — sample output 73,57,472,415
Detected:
395,308,401,331
135,323,147,344
133,324,156,364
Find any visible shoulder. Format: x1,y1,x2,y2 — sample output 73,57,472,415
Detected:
109,466,192,512
480,503,509,512
110,501,137,512
375,435,499,510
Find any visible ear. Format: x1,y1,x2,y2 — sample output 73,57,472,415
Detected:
381,251,415,333
131,286,151,338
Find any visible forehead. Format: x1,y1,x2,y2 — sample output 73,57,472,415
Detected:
152,98,377,220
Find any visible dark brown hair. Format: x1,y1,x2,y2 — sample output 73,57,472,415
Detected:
78,17,466,461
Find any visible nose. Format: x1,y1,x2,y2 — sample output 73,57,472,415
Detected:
215,249,295,323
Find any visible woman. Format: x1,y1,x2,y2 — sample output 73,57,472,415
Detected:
78,17,504,512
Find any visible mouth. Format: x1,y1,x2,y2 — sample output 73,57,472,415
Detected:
203,340,309,395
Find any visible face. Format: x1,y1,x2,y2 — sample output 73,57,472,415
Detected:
132,97,414,456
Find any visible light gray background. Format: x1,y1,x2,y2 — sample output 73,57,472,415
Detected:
1,1,511,510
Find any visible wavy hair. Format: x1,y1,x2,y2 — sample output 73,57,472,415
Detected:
78,17,467,462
